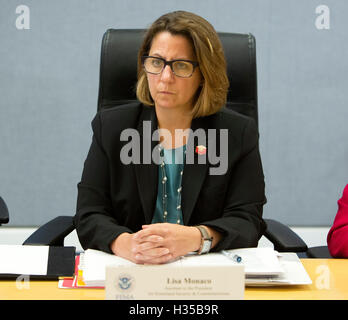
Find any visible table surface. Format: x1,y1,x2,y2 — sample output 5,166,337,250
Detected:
1,259,347,300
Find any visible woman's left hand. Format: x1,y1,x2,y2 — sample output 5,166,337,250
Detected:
132,223,201,264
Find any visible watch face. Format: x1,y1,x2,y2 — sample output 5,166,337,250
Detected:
202,240,212,253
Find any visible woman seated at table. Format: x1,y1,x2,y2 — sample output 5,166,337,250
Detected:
74,11,266,264
327,184,348,258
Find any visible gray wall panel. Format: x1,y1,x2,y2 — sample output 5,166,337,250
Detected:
0,0,347,226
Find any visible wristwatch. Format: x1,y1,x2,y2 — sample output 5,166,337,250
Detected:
195,225,213,254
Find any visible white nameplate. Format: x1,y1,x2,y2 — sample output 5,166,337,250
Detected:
105,264,244,300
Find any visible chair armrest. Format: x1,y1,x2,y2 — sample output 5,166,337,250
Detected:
306,246,332,258
0,196,9,225
23,216,75,246
263,219,308,252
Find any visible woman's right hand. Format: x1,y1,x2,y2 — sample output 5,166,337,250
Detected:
110,232,172,264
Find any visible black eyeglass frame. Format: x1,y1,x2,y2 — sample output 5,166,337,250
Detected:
141,55,199,78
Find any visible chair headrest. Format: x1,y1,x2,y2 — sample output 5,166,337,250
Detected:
97,29,258,124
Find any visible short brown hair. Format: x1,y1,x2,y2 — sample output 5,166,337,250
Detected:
136,11,229,118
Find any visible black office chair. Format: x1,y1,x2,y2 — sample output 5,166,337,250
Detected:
22,29,331,258
0,196,9,226
263,219,332,258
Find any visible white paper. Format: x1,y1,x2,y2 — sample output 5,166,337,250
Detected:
80,247,286,287
221,247,284,275
245,253,313,286
82,249,134,285
0,245,49,275
80,248,312,287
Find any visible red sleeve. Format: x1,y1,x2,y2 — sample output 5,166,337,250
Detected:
327,184,348,258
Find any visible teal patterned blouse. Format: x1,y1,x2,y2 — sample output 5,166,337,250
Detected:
151,144,186,225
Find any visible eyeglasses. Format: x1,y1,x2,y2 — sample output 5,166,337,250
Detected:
142,56,199,78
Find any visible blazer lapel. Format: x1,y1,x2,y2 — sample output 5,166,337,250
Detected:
181,116,210,225
133,105,159,224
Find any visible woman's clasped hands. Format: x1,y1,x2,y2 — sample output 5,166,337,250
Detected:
111,223,201,264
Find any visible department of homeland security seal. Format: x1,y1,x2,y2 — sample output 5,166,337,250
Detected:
117,273,134,292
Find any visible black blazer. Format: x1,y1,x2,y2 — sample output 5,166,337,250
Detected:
74,102,266,254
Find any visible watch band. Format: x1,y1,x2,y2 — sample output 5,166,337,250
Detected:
195,225,213,254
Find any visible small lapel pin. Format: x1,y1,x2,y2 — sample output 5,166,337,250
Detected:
195,145,207,155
